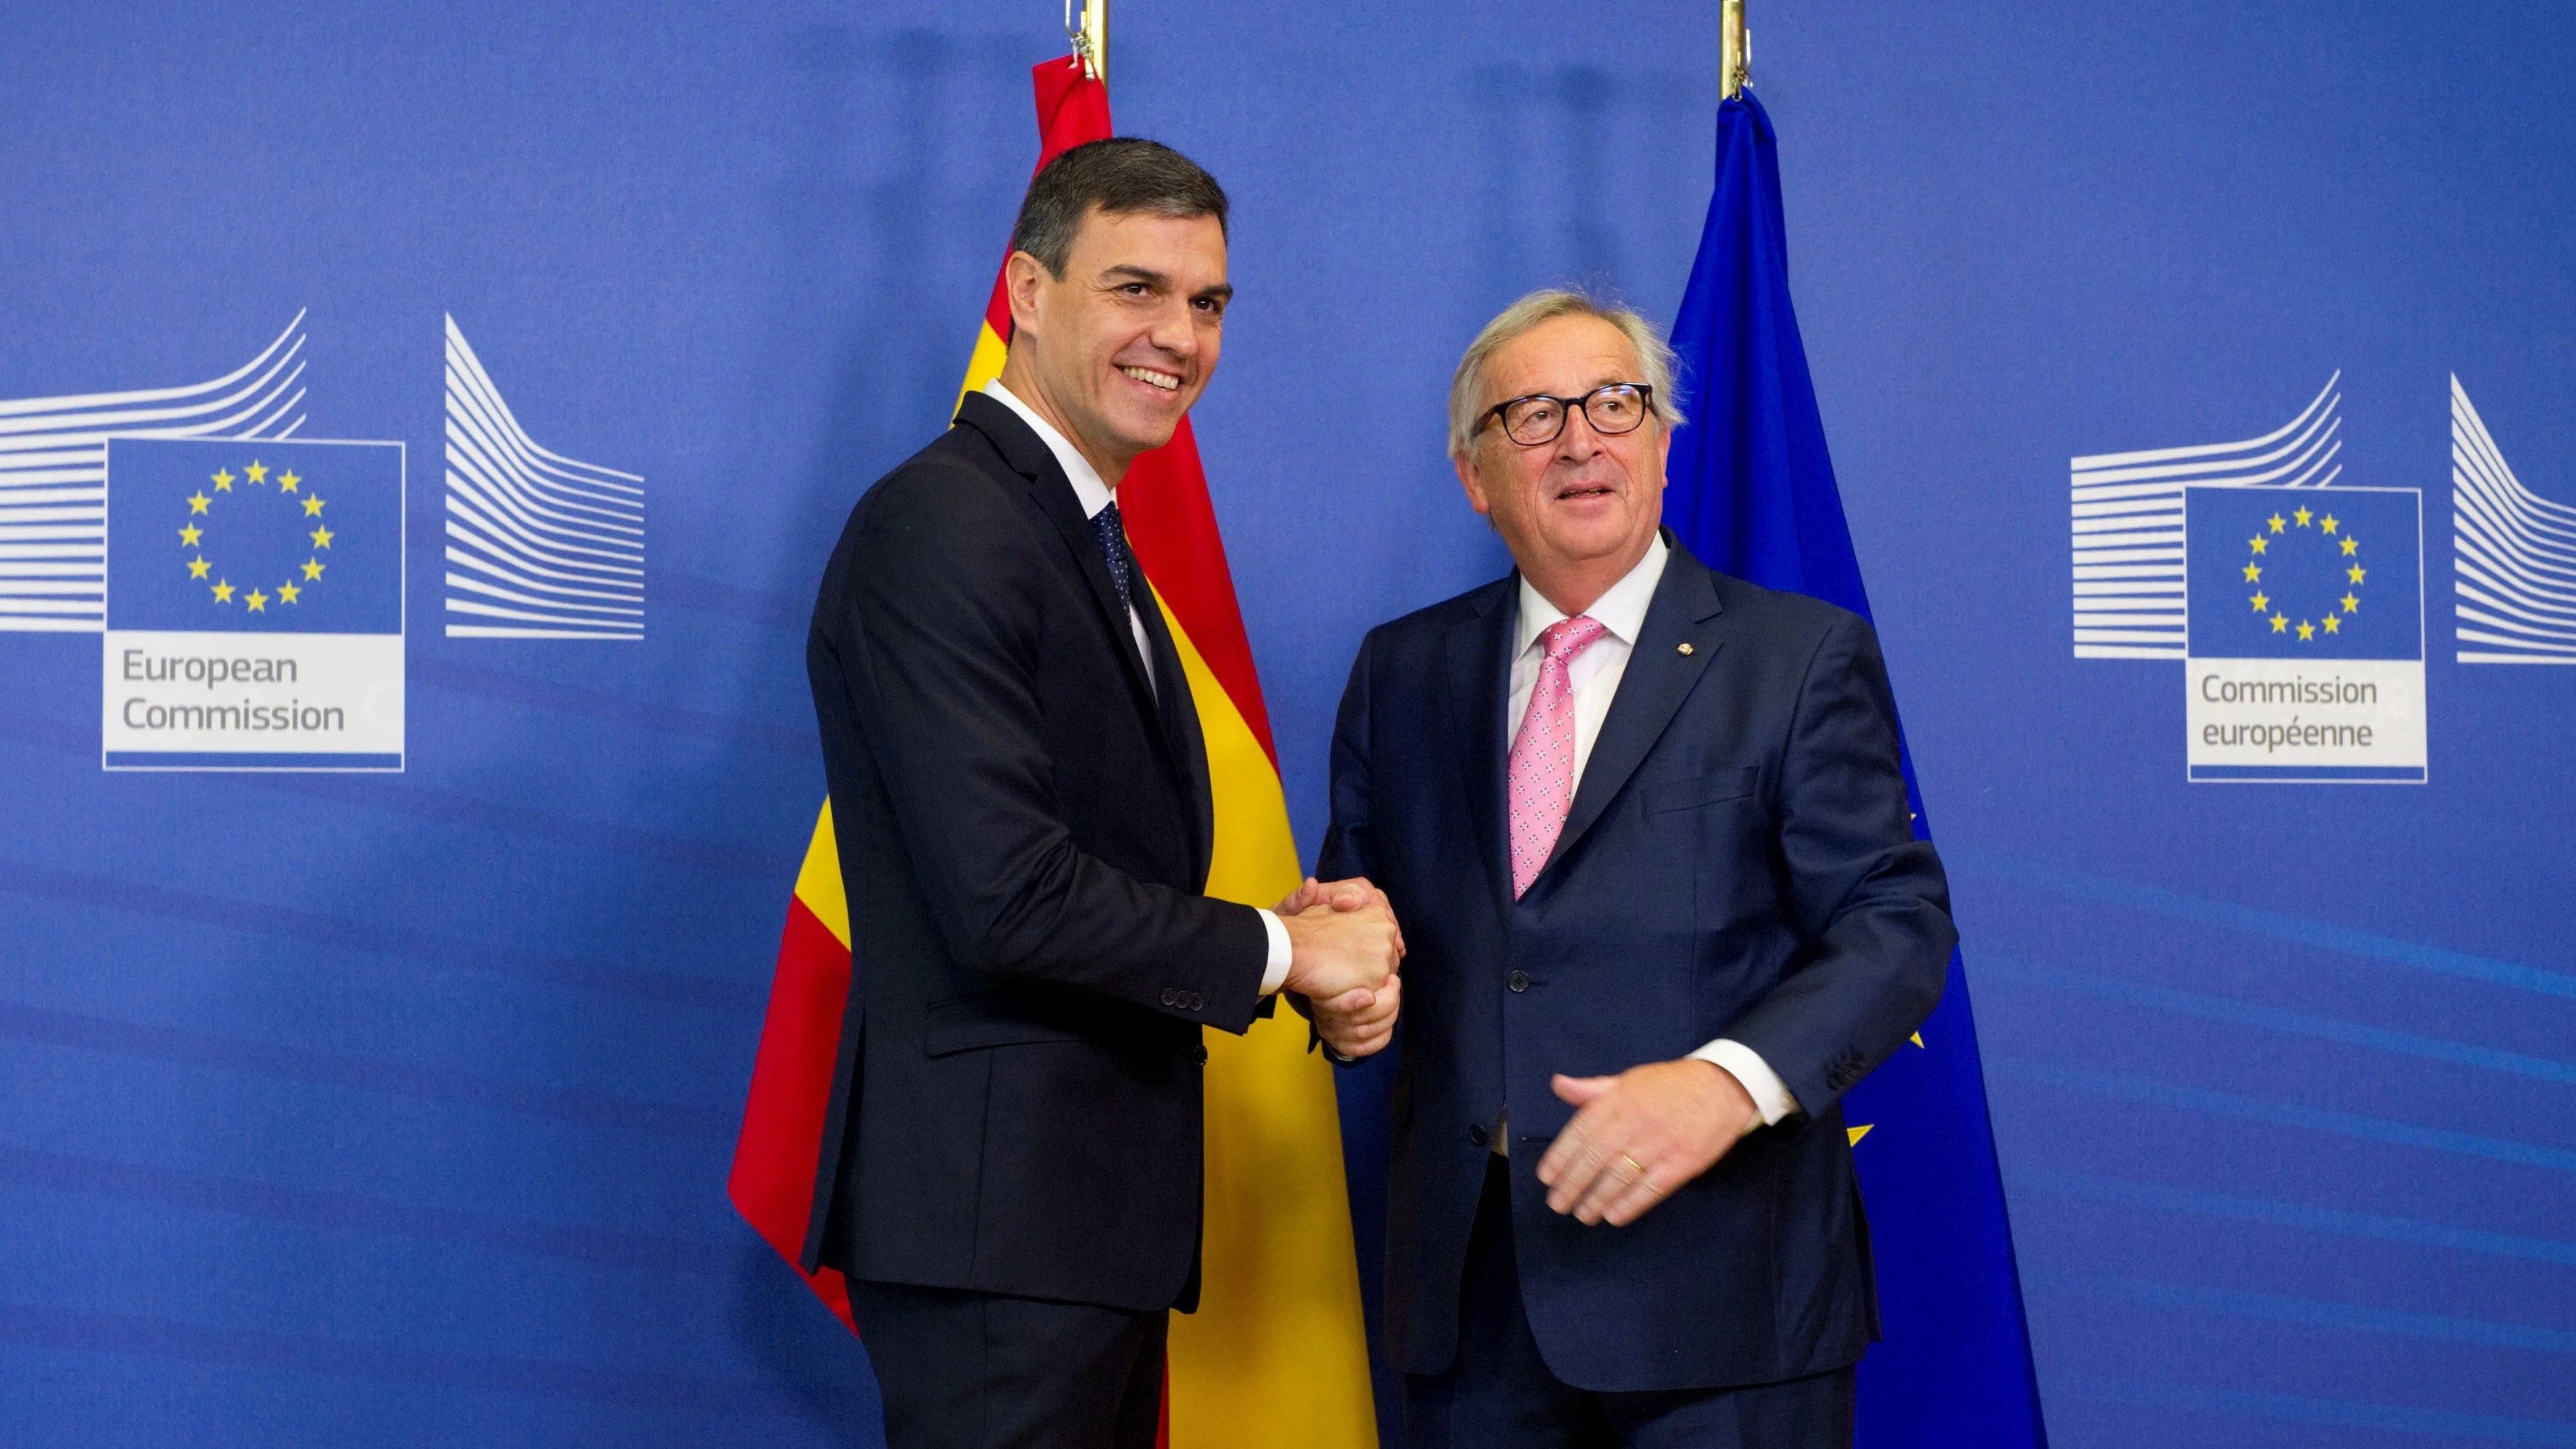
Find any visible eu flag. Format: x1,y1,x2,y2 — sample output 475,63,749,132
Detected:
1664,92,2049,1446
106,438,402,635
2183,485,2422,662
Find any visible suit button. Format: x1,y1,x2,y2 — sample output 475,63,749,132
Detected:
1160,988,1179,1007
1196,1045,1210,1064
1507,970,1530,993
1467,1123,1490,1147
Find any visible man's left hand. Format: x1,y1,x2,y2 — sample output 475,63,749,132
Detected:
1536,1059,1762,1227
1311,972,1401,1058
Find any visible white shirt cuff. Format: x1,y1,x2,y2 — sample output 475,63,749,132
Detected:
1256,908,1292,995
1690,1038,1800,1126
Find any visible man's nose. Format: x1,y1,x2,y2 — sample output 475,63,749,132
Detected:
1555,406,1606,460
1145,298,1202,357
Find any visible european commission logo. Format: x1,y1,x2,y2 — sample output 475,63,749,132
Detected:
102,438,404,771
2066,373,2435,784
4,312,641,771
2182,486,2425,782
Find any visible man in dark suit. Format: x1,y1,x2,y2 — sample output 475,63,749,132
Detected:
801,138,1402,1449
1317,290,1954,1446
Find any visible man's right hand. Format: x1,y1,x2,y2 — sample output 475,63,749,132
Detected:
1281,889,1403,1001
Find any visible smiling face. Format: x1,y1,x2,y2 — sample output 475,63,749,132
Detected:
1454,312,1672,613
998,205,1231,485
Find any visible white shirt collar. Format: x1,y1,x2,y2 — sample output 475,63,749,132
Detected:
1515,534,1672,657
984,378,1115,521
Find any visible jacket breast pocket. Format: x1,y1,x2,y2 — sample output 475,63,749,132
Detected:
1643,765,1760,814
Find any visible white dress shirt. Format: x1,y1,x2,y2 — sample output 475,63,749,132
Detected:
982,379,1294,993
1498,536,1800,1147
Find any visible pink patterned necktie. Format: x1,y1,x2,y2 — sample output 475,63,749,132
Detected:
1507,615,1607,898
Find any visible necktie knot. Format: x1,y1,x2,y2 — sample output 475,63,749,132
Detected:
1540,615,1607,667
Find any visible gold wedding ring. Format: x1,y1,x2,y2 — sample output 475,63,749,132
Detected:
1620,1152,1645,1177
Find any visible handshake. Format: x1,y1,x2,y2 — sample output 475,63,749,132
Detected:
1275,876,1405,1059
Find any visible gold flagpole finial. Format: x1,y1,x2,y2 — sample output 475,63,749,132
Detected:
1720,0,1748,98
1068,0,1107,84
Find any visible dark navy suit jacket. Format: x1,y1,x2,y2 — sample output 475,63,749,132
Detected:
1318,538,1953,1392
800,394,1272,1314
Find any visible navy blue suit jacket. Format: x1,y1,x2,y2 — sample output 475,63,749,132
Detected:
1318,538,1953,1392
800,394,1272,1314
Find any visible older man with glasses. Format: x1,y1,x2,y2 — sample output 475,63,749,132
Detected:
1314,290,1954,1447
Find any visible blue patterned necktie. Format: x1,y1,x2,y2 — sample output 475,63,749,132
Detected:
1093,501,1137,622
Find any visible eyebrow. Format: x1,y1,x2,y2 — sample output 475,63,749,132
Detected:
1098,264,1233,305
1500,377,1636,402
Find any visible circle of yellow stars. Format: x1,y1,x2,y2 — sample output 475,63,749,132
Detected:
179,458,332,613
2241,501,2363,644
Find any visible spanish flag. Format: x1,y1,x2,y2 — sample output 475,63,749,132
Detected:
728,54,1379,1449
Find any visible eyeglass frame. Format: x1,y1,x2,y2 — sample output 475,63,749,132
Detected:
1474,382,1659,448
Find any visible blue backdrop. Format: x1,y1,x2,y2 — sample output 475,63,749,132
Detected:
3,3,2570,1446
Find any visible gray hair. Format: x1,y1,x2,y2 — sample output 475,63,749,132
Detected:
1446,289,1684,460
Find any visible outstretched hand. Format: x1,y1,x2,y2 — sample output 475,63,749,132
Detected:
1535,1059,1761,1227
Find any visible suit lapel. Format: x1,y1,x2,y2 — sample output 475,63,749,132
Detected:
1132,576,1215,886
954,396,1203,874
1443,579,1519,921
1543,549,1726,878
955,394,1165,722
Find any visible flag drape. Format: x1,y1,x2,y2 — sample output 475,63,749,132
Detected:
1663,90,2050,1448
728,55,1377,1449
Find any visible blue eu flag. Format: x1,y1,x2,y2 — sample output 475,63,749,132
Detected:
2182,485,2421,661
106,438,402,635
1665,92,2048,1447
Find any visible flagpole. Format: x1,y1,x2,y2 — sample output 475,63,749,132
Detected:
1069,0,1107,83
1720,0,1748,98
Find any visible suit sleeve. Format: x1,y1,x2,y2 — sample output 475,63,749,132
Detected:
1293,631,1383,1062
832,473,1269,1032
1316,629,1379,886
1721,611,1953,1116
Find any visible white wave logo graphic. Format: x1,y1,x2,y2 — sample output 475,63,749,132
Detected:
2068,375,2344,659
2452,377,2576,664
442,317,644,640
0,315,309,632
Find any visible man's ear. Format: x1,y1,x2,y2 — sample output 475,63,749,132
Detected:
1454,448,1493,518
1003,250,1050,342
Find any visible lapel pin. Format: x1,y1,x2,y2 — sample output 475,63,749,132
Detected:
1677,642,1695,655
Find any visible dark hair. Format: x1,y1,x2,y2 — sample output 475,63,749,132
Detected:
1008,137,1229,279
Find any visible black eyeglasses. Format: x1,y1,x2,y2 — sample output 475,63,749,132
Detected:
1477,383,1656,447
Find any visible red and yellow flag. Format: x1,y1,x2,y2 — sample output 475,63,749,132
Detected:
729,55,1378,1449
